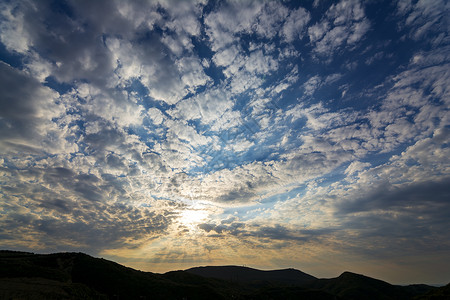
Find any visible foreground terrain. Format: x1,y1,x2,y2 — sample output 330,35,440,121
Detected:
0,250,448,299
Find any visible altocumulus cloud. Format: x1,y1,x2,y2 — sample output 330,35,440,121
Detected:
0,0,449,284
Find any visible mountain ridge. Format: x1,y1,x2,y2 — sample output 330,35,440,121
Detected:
185,265,317,286
0,250,443,299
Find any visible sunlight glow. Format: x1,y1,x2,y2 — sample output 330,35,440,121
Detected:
178,209,209,231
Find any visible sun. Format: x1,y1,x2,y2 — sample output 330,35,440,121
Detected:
178,209,209,231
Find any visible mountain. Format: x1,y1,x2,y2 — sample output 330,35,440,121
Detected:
0,250,232,299
0,250,442,299
415,282,450,300
304,271,437,300
185,265,317,286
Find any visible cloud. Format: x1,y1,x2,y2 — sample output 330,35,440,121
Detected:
76,83,145,128
160,0,205,37
177,56,212,89
397,0,449,43
0,62,68,153
147,107,165,125
204,1,264,51
197,220,333,246
309,0,370,56
244,49,279,74
334,126,450,224
303,75,322,96
281,7,311,43
0,1,31,53
252,127,450,265
212,45,241,69
169,87,235,128
0,1,211,106
109,35,201,105
204,1,312,49
344,161,371,175
166,119,211,148
365,46,450,152
253,2,289,39
338,178,450,214
308,21,329,43
0,161,178,253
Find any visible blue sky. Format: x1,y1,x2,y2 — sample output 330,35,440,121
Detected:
0,0,449,284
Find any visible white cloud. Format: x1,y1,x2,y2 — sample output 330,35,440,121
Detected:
0,62,68,154
205,1,312,52
253,2,289,39
230,71,264,94
161,0,204,37
308,21,329,43
324,73,343,84
161,34,186,57
210,109,242,132
365,47,450,151
272,83,290,95
268,65,299,96
213,46,279,94
177,56,212,90
281,7,311,42
76,83,145,128
310,0,370,56
303,75,322,96
212,45,240,68
107,34,211,106
244,50,278,74
166,119,211,148
314,26,348,55
225,138,254,153
115,1,162,30
170,87,235,128
0,1,31,53
345,161,371,175
347,19,370,44
204,1,263,51
327,0,365,25
147,108,165,125
22,52,54,82
397,0,449,43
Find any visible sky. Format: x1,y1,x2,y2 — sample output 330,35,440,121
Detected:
0,0,449,285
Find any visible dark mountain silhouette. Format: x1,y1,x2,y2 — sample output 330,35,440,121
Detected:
0,250,442,299
304,271,437,300
0,250,232,299
185,265,316,286
415,282,450,300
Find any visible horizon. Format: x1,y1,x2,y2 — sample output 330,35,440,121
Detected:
1,0,449,287
1,249,448,287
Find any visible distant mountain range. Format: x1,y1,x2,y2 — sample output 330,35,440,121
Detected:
0,250,448,299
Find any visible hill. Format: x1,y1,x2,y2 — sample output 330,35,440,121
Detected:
415,282,450,300
0,250,233,299
185,265,316,286
0,250,442,299
304,271,437,300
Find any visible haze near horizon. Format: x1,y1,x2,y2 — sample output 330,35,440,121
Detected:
0,0,449,285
